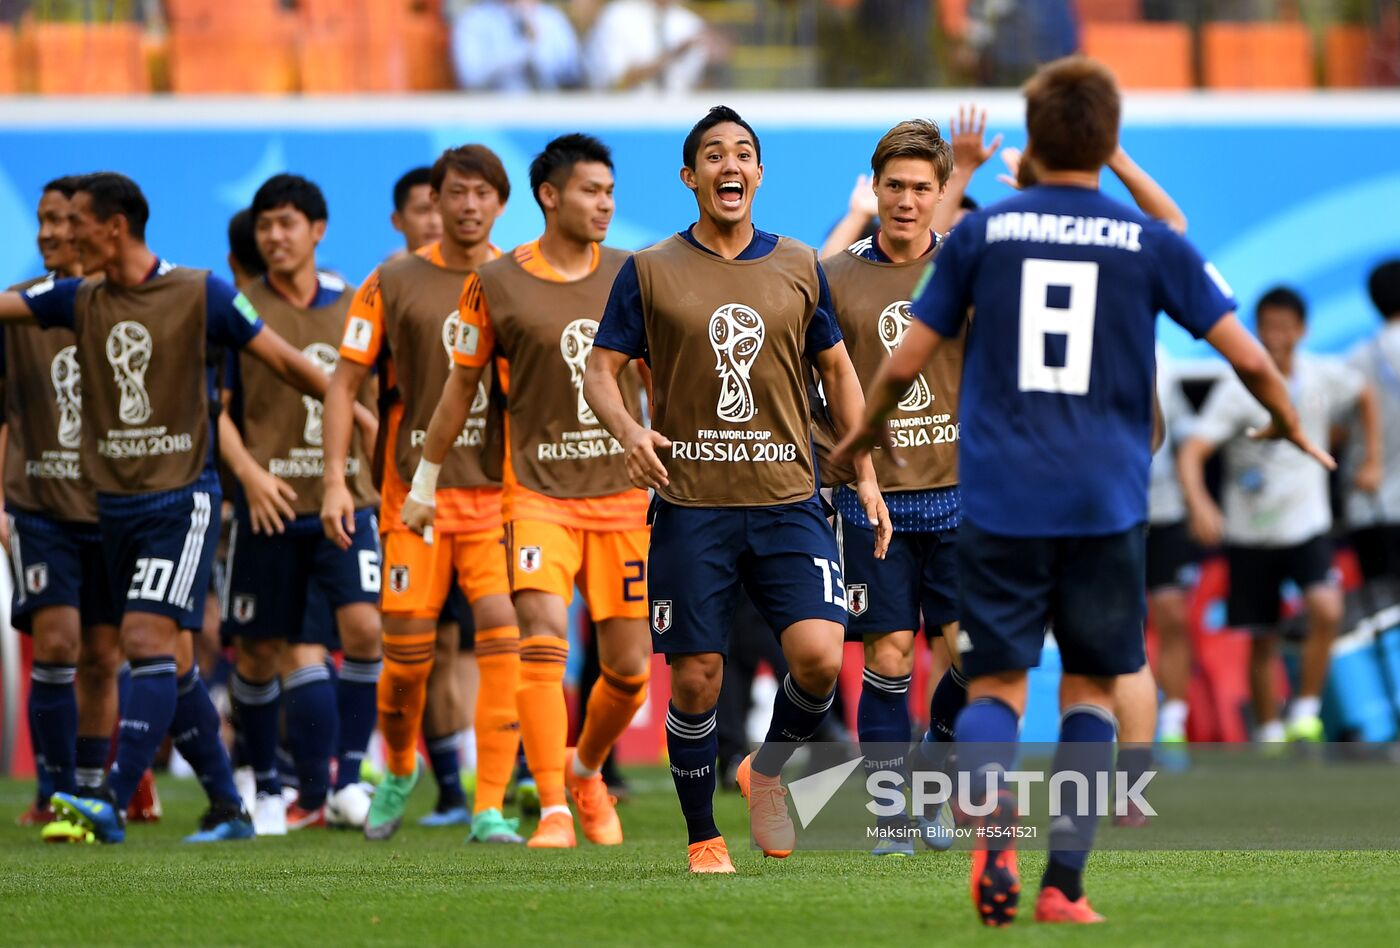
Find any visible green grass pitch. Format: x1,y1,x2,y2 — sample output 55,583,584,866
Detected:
2,773,1396,946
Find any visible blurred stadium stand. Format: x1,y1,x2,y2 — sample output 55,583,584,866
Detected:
0,0,1392,95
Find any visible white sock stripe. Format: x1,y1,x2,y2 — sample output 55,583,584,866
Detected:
949,666,970,688
665,709,717,739
427,735,460,753
783,675,834,714
31,664,78,685
283,663,332,689
1062,702,1119,736
862,668,911,694
178,670,201,696
130,660,178,678
338,659,383,683
231,675,281,705
170,492,212,611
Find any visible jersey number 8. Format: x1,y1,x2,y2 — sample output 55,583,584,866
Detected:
1018,258,1100,396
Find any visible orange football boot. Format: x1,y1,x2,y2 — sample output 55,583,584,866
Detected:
527,810,577,849
1035,886,1105,924
688,836,736,874
564,749,622,846
734,754,794,858
126,770,161,822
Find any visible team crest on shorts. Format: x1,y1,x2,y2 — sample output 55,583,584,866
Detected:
232,594,256,624
389,565,410,594
24,563,48,595
652,600,673,634
847,584,869,617
519,546,542,573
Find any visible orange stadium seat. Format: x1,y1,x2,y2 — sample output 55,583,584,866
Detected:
1081,22,1191,89
1202,22,1315,89
169,17,297,94
298,25,360,94
939,0,969,39
0,27,16,94
1324,24,1374,88
402,12,452,91
1075,0,1142,22
30,22,148,95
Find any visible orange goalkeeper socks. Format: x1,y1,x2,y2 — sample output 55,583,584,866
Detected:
576,664,649,775
473,626,521,814
378,629,435,777
518,636,569,811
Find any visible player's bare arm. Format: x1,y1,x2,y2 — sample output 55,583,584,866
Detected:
320,356,371,549
815,341,891,559
1176,435,1224,548
1107,147,1187,235
217,394,296,536
819,174,878,258
1205,314,1335,469
584,345,670,491
1353,383,1383,494
1151,378,1166,454
0,292,39,324
932,104,1003,235
400,360,484,536
835,317,945,463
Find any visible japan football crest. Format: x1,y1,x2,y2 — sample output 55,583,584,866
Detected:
519,546,542,573
389,565,410,594
231,594,256,624
24,563,48,595
847,584,868,617
652,600,673,634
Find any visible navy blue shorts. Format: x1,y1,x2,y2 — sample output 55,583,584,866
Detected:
7,508,120,632
958,518,1147,679
99,488,222,631
838,518,958,640
647,496,846,657
223,508,381,643
444,585,475,650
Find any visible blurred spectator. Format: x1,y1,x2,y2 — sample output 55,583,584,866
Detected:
585,0,714,93
962,0,1079,87
390,166,443,255
451,0,583,92
1346,260,1400,581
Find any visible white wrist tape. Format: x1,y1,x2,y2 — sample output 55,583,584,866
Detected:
409,459,440,507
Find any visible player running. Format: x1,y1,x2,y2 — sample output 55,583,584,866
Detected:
219,174,383,833
405,133,651,849
0,171,366,844
3,177,122,835
820,120,967,856
321,145,522,843
585,106,890,874
838,57,1331,924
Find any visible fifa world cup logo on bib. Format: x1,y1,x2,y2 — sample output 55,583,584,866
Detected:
50,345,82,449
878,301,932,412
105,321,153,425
444,310,490,417
300,343,340,446
709,303,765,423
560,318,600,426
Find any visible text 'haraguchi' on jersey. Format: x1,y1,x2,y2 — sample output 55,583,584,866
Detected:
911,185,1235,538
824,241,963,492
3,275,96,522
75,265,212,495
373,250,502,489
632,235,823,507
238,275,378,515
472,246,643,498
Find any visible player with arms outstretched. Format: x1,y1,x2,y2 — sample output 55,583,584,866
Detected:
0,172,365,844
837,58,1331,924
321,145,523,843
405,134,651,848
585,106,890,874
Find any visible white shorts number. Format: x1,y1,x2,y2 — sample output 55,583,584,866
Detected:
128,557,175,602
813,556,847,609
1018,258,1100,396
358,549,382,593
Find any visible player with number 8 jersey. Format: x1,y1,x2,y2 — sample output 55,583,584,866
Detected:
584,107,891,874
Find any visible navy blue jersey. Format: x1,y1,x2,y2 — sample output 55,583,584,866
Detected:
911,185,1234,537
595,224,843,362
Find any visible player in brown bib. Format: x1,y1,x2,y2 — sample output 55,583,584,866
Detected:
584,106,891,874
216,175,384,834
406,134,651,849
2,177,121,830
0,172,370,845
822,120,971,856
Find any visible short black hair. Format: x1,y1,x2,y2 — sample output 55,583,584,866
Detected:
42,176,81,199
960,194,980,211
1368,259,1400,319
529,133,613,211
227,208,265,279
252,173,328,224
73,172,149,241
682,105,761,170
1256,285,1307,324
393,166,432,213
